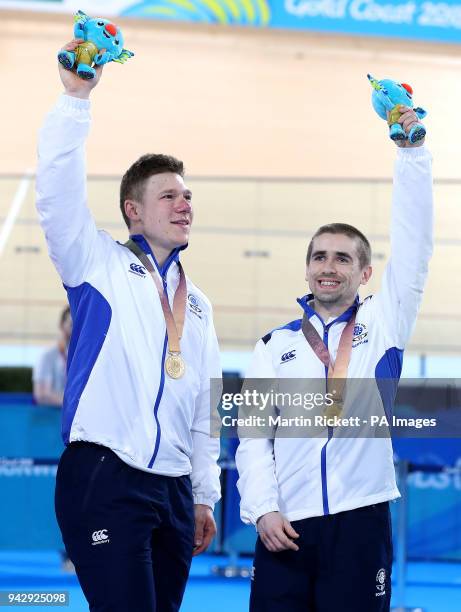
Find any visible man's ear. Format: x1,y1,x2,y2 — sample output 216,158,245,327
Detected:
360,265,373,286
124,199,141,223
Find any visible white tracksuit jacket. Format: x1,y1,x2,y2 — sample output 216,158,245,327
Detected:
236,146,433,525
36,94,221,509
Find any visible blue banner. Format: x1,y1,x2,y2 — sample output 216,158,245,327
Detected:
118,1,461,44
3,1,460,44
269,0,461,43
1,396,460,558
221,436,461,561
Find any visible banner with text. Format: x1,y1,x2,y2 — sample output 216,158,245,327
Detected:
2,1,461,44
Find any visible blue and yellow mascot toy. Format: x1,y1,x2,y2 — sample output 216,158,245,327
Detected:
367,74,426,144
58,10,134,80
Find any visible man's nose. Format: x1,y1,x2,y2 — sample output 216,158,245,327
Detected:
321,259,337,273
176,196,192,212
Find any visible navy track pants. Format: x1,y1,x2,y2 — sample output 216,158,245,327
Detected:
55,442,195,612
250,503,393,612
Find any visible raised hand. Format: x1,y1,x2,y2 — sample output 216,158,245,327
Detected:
389,105,425,148
58,39,104,99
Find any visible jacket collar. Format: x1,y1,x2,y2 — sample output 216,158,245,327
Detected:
296,293,359,328
129,234,187,277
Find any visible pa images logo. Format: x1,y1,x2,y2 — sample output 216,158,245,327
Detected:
352,323,368,348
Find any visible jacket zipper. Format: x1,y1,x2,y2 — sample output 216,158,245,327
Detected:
128,237,181,469
147,274,170,469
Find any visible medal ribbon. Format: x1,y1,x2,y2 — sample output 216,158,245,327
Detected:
124,240,186,355
301,311,356,413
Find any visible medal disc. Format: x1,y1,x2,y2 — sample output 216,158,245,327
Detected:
324,400,343,419
165,353,185,379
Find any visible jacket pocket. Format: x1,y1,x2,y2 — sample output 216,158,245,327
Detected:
81,453,106,512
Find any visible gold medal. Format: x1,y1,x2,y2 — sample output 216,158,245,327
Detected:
324,400,343,419
165,352,186,379
124,241,188,381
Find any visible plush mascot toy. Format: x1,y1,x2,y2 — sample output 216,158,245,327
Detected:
58,10,134,80
367,74,426,144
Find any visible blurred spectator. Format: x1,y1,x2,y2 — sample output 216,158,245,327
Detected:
33,306,72,407
32,305,74,572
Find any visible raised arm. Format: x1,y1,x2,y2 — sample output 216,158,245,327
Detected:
374,106,433,348
36,41,104,287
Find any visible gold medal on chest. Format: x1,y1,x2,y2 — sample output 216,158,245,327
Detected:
324,399,343,419
165,352,186,379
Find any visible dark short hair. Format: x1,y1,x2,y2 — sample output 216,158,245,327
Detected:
306,223,371,268
119,154,185,228
60,306,71,326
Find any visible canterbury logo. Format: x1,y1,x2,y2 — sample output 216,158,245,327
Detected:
91,529,109,545
129,263,146,277
281,350,296,363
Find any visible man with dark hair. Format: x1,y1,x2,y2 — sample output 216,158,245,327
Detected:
36,41,221,612
236,107,433,611
306,222,372,269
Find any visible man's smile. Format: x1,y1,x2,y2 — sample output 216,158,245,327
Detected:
317,278,341,289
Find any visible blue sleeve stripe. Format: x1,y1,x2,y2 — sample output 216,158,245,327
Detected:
62,283,112,444
262,319,302,344
375,347,404,422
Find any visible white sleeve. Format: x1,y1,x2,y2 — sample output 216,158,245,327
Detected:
190,308,222,509
36,94,102,287
374,146,433,348
236,339,280,525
